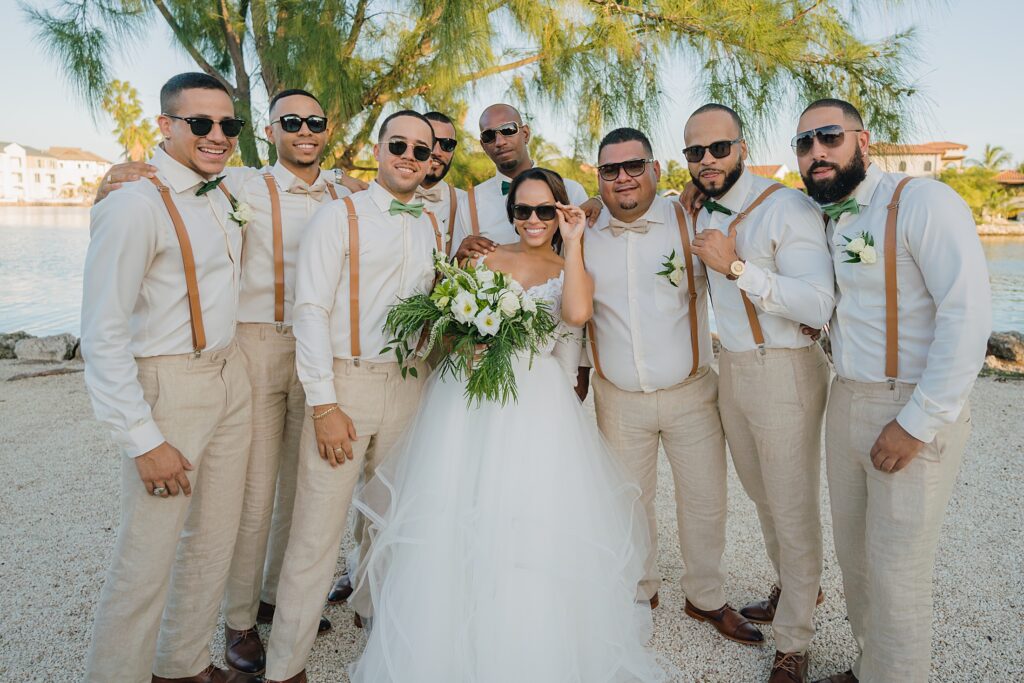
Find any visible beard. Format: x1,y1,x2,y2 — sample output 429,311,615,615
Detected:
425,157,451,185
692,159,743,198
802,145,868,205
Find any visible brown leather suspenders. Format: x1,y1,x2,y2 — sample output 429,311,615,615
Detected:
467,185,480,236
447,184,458,256
884,177,913,383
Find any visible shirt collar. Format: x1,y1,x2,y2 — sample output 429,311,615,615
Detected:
853,162,884,209
151,145,211,195
718,167,754,215
368,179,411,214
595,194,668,230
269,161,333,193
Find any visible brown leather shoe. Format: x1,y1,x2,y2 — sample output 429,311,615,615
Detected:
254,602,331,634
683,599,764,646
327,573,353,604
264,670,307,683
649,592,660,610
769,651,808,683
224,625,265,675
741,586,826,624
152,664,230,682
812,671,857,683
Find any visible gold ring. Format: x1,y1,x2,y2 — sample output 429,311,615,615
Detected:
334,447,343,453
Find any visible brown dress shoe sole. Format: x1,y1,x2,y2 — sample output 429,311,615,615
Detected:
683,604,764,647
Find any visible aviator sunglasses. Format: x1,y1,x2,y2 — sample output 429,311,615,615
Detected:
682,138,742,163
480,122,520,145
163,114,246,138
273,114,328,134
791,124,864,156
387,139,433,162
598,158,655,181
512,203,558,221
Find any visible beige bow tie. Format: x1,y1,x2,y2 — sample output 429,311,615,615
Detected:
606,218,650,237
288,183,326,201
415,185,444,203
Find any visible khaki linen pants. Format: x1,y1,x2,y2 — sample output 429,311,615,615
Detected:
264,359,424,681
223,323,306,629
720,345,829,653
593,367,729,610
85,344,252,683
826,377,971,683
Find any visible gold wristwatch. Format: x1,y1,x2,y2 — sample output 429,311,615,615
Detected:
727,259,746,281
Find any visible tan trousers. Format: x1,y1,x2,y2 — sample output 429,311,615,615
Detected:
222,323,305,629
264,359,425,681
826,377,971,683
593,367,728,610
720,345,829,653
85,344,252,683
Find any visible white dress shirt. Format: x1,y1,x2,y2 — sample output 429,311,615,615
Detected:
293,181,439,406
695,169,835,352
414,179,467,253
81,145,242,457
453,170,589,246
827,163,991,443
234,163,351,324
585,194,714,393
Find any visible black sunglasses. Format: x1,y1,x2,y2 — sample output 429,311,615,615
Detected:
273,114,328,134
387,139,432,162
598,158,655,181
682,138,742,163
791,125,863,156
480,122,520,145
164,114,246,138
434,137,458,153
512,203,557,221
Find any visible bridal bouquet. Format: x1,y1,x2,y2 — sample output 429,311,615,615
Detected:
382,253,559,406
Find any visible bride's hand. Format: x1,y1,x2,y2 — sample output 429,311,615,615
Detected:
555,203,586,243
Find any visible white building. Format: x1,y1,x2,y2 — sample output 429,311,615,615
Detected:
870,141,967,177
0,142,111,203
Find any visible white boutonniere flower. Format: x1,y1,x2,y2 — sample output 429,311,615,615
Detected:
657,250,686,287
474,307,501,336
228,201,253,227
840,230,876,264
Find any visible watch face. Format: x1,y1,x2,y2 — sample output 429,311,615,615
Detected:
730,260,745,276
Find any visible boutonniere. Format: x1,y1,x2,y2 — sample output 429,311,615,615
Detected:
839,230,877,264
657,250,686,287
228,199,253,227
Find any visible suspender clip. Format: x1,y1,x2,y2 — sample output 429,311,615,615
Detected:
888,377,896,391
276,322,284,333
757,343,766,357
353,357,361,367
193,349,202,359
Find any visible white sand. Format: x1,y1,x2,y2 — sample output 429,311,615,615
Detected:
0,360,1021,681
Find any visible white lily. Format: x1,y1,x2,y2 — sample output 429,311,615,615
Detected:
474,307,502,336
452,291,478,323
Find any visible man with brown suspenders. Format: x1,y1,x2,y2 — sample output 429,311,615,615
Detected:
81,72,251,683
584,128,763,648
794,99,990,683
684,104,835,683
262,110,443,683
218,88,351,676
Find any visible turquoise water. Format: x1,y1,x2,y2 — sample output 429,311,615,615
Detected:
1,207,1022,336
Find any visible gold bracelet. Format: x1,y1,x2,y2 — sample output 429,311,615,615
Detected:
312,405,340,421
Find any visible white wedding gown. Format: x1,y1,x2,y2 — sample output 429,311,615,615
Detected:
348,272,669,683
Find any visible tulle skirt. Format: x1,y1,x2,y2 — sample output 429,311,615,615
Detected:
348,353,669,682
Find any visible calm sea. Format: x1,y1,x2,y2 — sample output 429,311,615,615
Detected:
1,207,1022,337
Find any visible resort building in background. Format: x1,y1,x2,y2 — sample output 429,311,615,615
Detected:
0,142,111,204
870,141,968,177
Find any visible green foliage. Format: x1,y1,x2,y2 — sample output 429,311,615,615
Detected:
658,160,691,192
27,1,922,169
938,167,1010,221
780,171,805,190
101,79,158,161
968,143,1013,172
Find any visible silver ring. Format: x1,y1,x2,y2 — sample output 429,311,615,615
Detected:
152,486,167,496
333,447,344,453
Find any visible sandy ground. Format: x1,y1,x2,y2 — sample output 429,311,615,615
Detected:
0,359,1021,682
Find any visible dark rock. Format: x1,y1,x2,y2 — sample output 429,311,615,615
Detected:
13,333,78,362
987,331,1024,363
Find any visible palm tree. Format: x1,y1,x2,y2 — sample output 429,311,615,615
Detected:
968,144,1012,171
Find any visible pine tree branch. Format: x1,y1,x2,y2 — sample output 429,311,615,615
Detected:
341,0,370,60
150,0,233,93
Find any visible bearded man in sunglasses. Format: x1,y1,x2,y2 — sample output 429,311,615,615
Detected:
795,99,990,683
584,127,744,643
409,111,468,256
261,110,442,683
683,103,835,683
452,103,589,259
81,72,253,683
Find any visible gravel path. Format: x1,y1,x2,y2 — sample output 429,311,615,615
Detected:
1,360,1021,682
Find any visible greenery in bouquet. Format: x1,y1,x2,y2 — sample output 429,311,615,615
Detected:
382,253,560,406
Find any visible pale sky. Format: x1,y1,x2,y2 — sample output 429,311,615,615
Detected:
2,1,1021,171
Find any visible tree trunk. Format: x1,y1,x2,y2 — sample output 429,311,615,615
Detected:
235,94,260,166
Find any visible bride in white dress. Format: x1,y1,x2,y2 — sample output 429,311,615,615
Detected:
348,168,669,683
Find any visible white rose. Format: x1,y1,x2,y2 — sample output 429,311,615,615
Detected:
846,237,866,254
451,291,478,323
859,244,877,264
474,307,501,336
476,267,495,285
669,268,683,286
230,202,254,225
498,291,521,316
521,295,537,313
670,254,685,270
509,280,525,296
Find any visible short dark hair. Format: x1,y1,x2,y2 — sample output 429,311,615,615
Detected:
160,72,230,115
424,111,454,126
801,98,865,128
378,109,435,145
269,88,322,117
598,127,654,159
505,167,570,253
689,103,744,137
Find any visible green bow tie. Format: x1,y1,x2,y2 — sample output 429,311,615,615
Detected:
389,199,425,218
501,180,511,195
703,199,732,216
823,197,860,221
195,176,226,197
